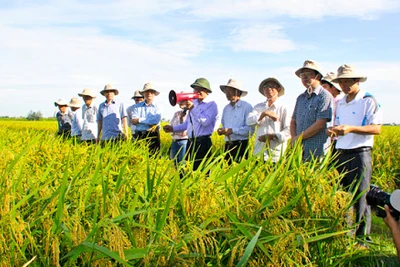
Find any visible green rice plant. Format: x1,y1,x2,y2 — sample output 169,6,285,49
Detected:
1,120,400,266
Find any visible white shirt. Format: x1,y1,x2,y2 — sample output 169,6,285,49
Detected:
127,104,137,133
247,98,290,162
81,104,98,141
335,89,382,149
71,109,82,136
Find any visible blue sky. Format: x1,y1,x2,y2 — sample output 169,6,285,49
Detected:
1,0,400,123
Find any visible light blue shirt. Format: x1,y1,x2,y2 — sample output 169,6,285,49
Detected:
81,104,98,141
71,109,82,136
97,99,127,140
131,100,161,132
173,99,218,138
221,100,253,141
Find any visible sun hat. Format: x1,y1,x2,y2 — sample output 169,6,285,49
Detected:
295,60,323,78
131,90,144,99
321,72,341,91
68,97,81,108
100,84,119,96
190,78,212,93
258,77,285,97
54,98,69,107
220,79,248,97
331,64,367,83
78,88,97,98
140,82,160,96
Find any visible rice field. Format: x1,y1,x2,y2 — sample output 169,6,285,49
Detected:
1,120,400,266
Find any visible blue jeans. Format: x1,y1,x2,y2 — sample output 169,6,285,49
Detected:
171,139,188,166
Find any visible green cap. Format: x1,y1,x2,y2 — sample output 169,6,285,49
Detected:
190,78,212,93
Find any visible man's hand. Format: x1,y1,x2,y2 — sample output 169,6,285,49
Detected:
217,128,225,135
384,205,399,230
259,110,278,122
330,125,353,136
258,134,276,143
290,135,299,146
223,128,232,136
163,125,173,133
131,118,140,125
186,100,194,110
326,126,337,137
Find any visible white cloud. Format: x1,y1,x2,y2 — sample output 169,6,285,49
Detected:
228,25,296,53
186,0,400,19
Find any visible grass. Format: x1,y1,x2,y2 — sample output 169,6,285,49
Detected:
0,120,399,266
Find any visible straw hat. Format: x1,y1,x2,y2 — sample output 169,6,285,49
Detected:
54,98,69,107
258,77,285,97
100,84,119,96
68,97,81,108
190,78,212,93
332,64,367,83
220,79,248,97
140,82,160,96
78,88,97,98
295,60,323,78
131,90,144,99
322,72,341,91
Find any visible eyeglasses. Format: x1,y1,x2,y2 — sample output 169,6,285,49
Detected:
263,83,279,89
337,79,358,85
299,71,315,79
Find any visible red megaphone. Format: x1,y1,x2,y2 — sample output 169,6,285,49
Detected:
169,90,199,106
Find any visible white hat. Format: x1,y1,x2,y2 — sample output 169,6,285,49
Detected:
140,82,160,96
220,79,248,97
131,90,144,99
258,77,285,97
295,60,323,78
332,64,367,83
322,72,341,91
69,97,81,108
100,84,119,96
54,98,69,107
78,88,97,98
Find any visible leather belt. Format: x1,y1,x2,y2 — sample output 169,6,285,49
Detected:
337,146,372,154
189,135,211,142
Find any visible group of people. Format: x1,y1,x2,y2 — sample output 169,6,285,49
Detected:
55,59,383,243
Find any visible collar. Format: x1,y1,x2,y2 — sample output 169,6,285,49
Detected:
194,98,210,106
104,100,116,105
229,99,243,108
138,100,156,107
339,89,364,104
265,96,281,107
303,85,323,96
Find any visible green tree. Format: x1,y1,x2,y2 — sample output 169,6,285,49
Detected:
26,110,43,121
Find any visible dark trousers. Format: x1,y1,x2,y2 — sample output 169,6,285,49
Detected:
224,139,248,163
336,147,372,237
133,130,160,153
186,136,212,171
100,133,126,147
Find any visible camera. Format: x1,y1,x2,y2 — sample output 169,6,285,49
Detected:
366,185,400,220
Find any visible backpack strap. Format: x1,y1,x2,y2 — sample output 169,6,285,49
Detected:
363,92,379,114
362,92,380,126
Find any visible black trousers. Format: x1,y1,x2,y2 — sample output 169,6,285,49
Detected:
186,136,212,171
133,130,160,153
336,147,372,237
224,139,248,163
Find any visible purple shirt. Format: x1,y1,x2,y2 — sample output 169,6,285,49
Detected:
97,99,127,140
173,99,218,138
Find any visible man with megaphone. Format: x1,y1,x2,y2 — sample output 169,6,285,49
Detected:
164,78,218,171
